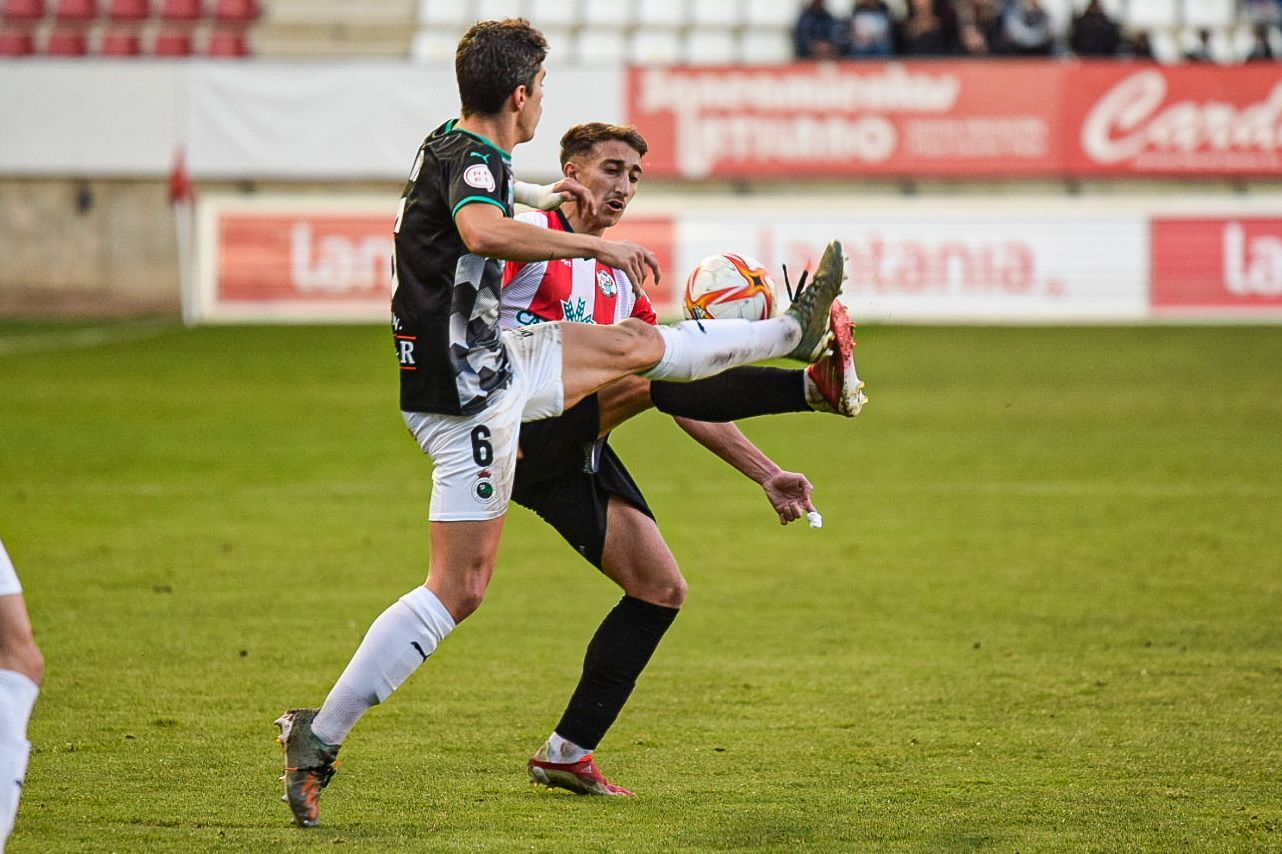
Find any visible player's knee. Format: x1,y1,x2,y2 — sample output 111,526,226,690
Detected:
631,573,687,609
450,589,486,622
20,641,44,686
610,321,665,375
0,626,43,685
662,575,688,609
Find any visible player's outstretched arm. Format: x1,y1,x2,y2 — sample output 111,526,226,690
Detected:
672,417,817,526
456,203,659,287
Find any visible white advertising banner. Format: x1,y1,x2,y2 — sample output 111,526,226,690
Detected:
675,214,1150,323
195,193,1159,325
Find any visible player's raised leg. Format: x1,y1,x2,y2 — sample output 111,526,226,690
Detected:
558,240,849,413
804,300,866,417
528,498,683,796
0,539,42,851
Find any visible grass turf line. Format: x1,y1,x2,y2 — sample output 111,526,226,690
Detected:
1,324,1279,852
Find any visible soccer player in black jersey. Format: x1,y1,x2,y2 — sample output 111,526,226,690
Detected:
275,18,851,827
507,123,864,795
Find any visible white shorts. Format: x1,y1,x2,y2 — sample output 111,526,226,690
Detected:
404,323,565,522
0,538,20,597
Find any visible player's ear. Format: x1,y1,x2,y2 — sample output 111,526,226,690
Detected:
510,84,527,113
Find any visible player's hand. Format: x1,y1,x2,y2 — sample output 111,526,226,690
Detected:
513,180,565,211
551,177,597,220
762,470,815,525
595,239,662,289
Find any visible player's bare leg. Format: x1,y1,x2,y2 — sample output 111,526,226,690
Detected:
0,593,42,848
529,499,684,797
424,518,506,623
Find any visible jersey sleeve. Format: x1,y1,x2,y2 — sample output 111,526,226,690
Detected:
630,290,658,325
616,268,659,325
446,142,511,220
503,211,550,287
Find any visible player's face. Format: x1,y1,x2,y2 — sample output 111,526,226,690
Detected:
515,67,546,144
569,140,643,230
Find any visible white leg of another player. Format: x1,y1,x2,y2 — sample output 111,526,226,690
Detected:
0,664,37,850
0,536,40,852
641,317,802,382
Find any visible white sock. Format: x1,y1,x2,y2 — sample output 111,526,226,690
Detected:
545,731,591,763
642,317,802,381
0,670,38,848
311,587,455,746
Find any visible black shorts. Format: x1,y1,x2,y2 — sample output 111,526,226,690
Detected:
511,395,653,570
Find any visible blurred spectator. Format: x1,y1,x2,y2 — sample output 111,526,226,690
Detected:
1246,0,1282,26
1000,0,1055,56
958,0,1004,55
1184,28,1213,62
1070,0,1121,57
794,0,843,59
1246,23,1279,61
1125,28,1154,59
898,0,962,55
847,0,896,58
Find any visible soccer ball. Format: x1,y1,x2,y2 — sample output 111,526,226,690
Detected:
683,253,778,322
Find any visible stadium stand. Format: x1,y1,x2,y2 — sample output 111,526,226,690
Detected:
1,0,43,19
99,24,140,53
0,0,1277,63
160,0,202,21
0,26,35,53
0,0,259,56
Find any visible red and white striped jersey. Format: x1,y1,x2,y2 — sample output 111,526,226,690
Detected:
501,210,657,330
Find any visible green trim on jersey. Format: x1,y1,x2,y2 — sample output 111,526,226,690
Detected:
452,195,509,219
443,118,512,162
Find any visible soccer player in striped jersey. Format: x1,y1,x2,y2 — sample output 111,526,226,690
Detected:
504,123,865,796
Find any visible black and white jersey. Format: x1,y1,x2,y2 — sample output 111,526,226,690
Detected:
392,119,516,415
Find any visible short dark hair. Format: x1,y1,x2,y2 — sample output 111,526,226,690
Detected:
455,19,548,117
559,123,649,167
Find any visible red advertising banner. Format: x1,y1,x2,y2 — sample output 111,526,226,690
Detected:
1152,218,1282,312
206,206,681,319
1066,64,1282,177
218,212,395,306
627,62,1282,179
610,216,677,312
628,61,1065,179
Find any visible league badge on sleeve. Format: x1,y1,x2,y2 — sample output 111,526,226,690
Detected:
464,163,496,192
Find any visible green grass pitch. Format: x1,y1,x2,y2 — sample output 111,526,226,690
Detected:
1,322,1279,852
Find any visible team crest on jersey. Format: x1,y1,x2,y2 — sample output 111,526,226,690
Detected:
596,269,617,298
463,163,496,192
561,297,594,324
473,470,495,503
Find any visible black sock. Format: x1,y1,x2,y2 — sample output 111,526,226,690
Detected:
555,595,681,751
650,366,808,422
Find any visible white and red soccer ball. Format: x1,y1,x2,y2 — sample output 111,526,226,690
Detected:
682,253,778,322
